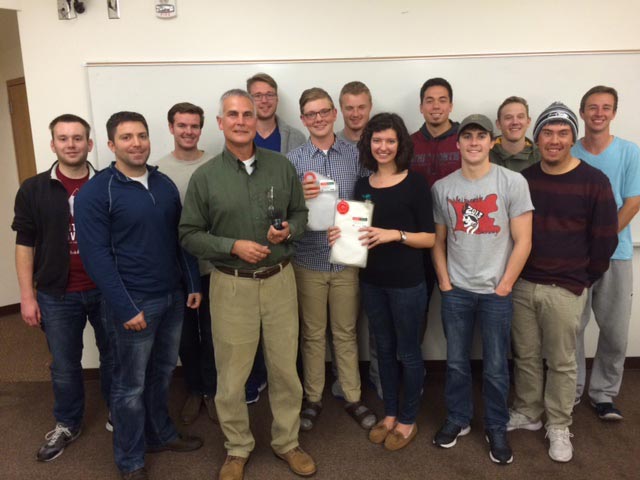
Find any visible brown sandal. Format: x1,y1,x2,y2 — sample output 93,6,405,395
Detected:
300,400,322,431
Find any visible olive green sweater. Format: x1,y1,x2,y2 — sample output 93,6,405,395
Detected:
490,136,540,172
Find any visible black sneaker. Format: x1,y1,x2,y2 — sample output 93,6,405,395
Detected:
245,381,267,405
36,423,81,462
433,420,470,448
485,429,513,465
591,401,623,421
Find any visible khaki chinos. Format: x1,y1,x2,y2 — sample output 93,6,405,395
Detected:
294,265,361,404
511,279,587,429
210,264,302,457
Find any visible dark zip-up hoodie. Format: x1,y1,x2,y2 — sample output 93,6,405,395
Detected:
12,161,97,295
410,121,461,187
75,162,200,323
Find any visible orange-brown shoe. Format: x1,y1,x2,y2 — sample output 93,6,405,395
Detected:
218,455,248,480
384,424,418,451
275,446,317,477
369,420,393,444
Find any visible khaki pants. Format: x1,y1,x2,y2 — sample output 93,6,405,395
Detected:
210,264,302,457
511,279,587,429
294,265,361,403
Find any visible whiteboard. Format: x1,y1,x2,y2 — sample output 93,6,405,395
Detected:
86,52,640,240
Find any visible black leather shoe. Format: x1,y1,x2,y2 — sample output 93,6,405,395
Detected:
146,433,203,453
121,467,148,479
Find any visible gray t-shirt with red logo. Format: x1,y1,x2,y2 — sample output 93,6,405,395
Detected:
432,164,533,294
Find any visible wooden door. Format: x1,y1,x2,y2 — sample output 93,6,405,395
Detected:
7,77,36,184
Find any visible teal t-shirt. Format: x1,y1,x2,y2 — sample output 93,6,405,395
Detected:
572,137,640,260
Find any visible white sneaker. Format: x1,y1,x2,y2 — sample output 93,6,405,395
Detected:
546,427,574,462
507,409,543,432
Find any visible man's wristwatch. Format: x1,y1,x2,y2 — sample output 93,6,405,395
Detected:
399,230,407,243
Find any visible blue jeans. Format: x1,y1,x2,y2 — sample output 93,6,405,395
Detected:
104,290,184,474
361,281,426,424
37,288,112,429
441,287,512,431
179,274,216,396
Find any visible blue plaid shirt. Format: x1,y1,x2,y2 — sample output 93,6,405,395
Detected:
287,136,366,272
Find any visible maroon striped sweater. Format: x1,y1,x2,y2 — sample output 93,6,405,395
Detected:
520,161,618,295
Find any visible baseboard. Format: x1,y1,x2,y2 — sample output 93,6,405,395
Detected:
624,357,640,369
81,358,640,378
425,358,640,372
0,303,20,316
2,301,639,373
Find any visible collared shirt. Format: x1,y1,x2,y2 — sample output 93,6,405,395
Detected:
287,136,365,272
179,146,308,270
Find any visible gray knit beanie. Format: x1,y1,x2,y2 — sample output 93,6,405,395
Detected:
533,101,579,143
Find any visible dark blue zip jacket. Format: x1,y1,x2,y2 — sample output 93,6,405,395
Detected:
75,162,200,323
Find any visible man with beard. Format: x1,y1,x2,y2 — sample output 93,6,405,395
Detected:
76,111,203,480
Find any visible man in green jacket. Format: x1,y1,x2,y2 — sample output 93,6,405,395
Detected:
490,96,540,172
179,89,315,480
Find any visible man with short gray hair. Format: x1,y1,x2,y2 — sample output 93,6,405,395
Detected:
180,89,315,480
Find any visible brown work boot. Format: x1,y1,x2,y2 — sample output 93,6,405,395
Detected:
218,455,248,480
180,393,202,425
275,446,317,477
203,395,218,423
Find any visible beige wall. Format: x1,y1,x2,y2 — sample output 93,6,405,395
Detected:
0,8,23,306
3,0,640,364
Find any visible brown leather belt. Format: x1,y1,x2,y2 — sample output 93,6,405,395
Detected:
216,259,290,280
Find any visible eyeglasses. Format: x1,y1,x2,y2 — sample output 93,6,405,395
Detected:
302,108,333,120
251,93,277,101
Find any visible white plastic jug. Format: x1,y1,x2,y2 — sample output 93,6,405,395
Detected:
304,171,339,231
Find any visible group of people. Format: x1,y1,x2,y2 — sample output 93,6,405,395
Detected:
12,73,639,480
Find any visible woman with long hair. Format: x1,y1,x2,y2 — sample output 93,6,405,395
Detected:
329,112,435,450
